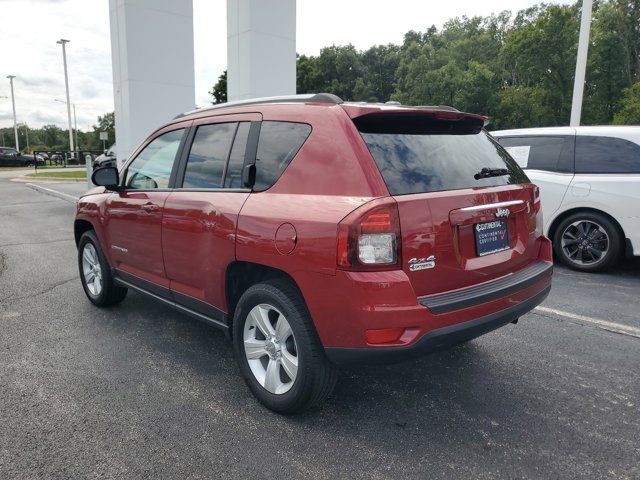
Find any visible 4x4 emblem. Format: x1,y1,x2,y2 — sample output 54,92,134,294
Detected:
495,207,510,218
408,255,436,271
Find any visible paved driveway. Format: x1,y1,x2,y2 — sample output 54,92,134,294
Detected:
1,175,638,479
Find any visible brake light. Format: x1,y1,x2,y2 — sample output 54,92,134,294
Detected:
533,185,543,233
533,186,541,213
337,199,402,271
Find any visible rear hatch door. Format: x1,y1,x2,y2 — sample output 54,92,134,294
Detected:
348,106,539,297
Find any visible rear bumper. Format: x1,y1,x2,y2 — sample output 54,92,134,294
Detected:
325,284,550,366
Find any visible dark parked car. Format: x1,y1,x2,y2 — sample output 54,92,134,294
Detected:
94,143,116,168
0,147,43,167
75,93,553,413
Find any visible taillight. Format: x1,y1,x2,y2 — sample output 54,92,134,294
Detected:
337,199,402,271
533,185,543,233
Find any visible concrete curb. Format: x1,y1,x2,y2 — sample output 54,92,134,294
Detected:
25,183,79,204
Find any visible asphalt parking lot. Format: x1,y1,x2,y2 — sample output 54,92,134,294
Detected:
1,170,639,479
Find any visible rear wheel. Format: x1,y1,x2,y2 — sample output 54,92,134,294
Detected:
78,230,127,306
553,212,621,272
232,279,337,414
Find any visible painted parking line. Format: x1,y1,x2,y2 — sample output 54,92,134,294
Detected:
534,306,640,339
25,183,79,204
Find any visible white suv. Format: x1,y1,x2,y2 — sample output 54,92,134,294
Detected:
491,126,640,272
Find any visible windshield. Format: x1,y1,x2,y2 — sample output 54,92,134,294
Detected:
356,116,528,195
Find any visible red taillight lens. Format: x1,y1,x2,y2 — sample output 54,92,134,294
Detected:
336,199,402,271
533,185,541,213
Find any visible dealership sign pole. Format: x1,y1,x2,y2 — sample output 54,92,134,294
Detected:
570,0,593,127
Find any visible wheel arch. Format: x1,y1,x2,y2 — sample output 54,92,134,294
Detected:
547,207,626,245
225,261,307,325
74,219,95,246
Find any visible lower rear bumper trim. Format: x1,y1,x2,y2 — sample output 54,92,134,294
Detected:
325,284,550,366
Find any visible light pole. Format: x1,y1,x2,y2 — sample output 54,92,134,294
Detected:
570,0,593,126
57,39,74,154
6,75,19,151
54,99,78,150
19,123,29,151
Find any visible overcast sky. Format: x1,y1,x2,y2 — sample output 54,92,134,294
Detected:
0,0,571,131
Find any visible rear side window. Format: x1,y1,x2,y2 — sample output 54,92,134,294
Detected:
575,136,640,173
254,121,311,191
497,136,574,172
224,122,251,188
183,123,236,188
356,116,528,195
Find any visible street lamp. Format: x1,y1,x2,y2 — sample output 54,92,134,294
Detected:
6,75,19,151
56,39,74,154
54,99,78,151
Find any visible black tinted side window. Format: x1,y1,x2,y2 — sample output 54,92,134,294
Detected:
224,122,250,188
575,136,640,173
497,136,574,172
254,121,311,191
183,123,236,188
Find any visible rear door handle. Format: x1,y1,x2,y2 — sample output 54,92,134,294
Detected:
142,203,160,212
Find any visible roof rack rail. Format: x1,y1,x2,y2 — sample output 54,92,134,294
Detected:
175,93,344,119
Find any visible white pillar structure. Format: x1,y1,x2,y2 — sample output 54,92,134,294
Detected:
227,0,296,101
109,0,195,165
570,0,593,127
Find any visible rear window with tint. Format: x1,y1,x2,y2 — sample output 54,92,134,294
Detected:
254,121,311,191
575,135,640,173
357,116,528,195
497,136,574,172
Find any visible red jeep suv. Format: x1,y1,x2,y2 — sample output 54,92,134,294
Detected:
75,93,553,413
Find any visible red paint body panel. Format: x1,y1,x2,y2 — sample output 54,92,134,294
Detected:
75,100,553,360
162,191,250,309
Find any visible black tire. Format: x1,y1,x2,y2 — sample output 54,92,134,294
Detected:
232,279,337,414
78,230,127,306
553,211,622,272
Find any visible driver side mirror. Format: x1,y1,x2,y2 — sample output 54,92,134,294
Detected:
92,166,120,191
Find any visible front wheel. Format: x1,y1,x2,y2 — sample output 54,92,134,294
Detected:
78,230,128,306
232,280,337,414
553,212,622,272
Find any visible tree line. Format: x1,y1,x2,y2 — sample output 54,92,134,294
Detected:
210,0,640,129
0,112,115,153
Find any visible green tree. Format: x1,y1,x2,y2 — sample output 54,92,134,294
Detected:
613,82,640,124
209,70,227,104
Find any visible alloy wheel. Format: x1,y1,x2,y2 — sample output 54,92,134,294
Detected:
560,220,609,266
243,304,299,395
82,243,103,296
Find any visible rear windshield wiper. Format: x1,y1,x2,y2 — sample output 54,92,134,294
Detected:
474,167,510,180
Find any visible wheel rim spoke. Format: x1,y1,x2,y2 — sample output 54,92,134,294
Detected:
252,306,275,338
264,358,281,392
244,338,268,359
275,316,292,342
281,350,298,380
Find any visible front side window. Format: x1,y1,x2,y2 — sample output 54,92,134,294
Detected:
497,136,574,172
575,136,640,173
126,129,184,189
254,121,311,191
183,123,237,188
